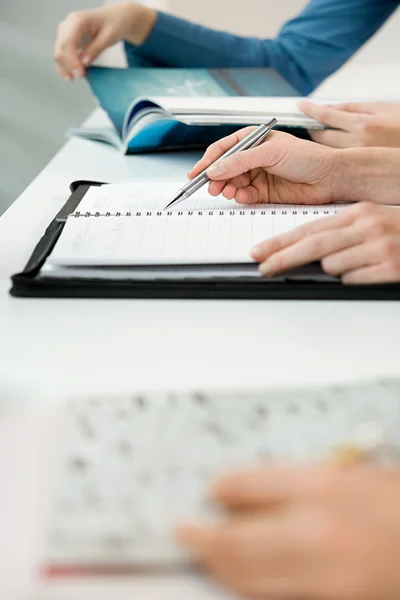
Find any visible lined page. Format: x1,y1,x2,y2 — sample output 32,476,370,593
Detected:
47,182,343,267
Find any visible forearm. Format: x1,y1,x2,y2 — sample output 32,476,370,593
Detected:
128,12,272,69
119,2,157,46
335,148,400,205
126,0,397,95
127,10,314,93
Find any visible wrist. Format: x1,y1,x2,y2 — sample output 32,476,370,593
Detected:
332,148,400,205
120,2,157,46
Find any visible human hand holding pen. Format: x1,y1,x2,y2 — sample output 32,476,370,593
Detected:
190,127,400,283
187,128,345,205
165,121,277,209
188,128,400,206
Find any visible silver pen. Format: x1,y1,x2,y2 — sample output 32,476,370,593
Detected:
164,118,278,210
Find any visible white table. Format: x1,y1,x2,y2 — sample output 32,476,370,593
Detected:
1,71,400,599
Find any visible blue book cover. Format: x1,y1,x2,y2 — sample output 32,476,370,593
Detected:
71,66,311,154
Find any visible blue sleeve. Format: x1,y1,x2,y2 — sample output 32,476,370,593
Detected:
127,0,399,94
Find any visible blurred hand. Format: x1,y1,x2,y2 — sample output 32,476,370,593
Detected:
251,203,400,284
178,465,400,600
299,100,400,149
54,2,156,81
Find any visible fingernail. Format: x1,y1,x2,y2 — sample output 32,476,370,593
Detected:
251,244,264,260
72,68,81,79
207,162,226,178
64,75,72,82
82,55,91,66
259,261,273,277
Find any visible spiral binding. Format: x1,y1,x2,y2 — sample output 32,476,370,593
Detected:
71,208,337,218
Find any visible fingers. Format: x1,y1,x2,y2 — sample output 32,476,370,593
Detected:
251,209,353,262
258,225,363,277
78,30,113,69
177,518,309,600
210,465,340,509
342,264,400,284
208,174,251,199
177,514,301,573
207,142,284,183
187,127,256,180
251,202,400,282
321,244,375,277
298,100,359,131
54,14,90,79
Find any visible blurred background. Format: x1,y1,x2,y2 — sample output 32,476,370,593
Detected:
0,0,399,215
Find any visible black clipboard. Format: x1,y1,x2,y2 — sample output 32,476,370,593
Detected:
10,180,400,300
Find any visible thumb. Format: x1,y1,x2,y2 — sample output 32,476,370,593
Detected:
207,144,278,181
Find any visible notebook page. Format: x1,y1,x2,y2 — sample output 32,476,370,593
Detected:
46,182,342,267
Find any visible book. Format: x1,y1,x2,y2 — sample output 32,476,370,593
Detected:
44,379,400,574
69,66,323,154
39,182,344,282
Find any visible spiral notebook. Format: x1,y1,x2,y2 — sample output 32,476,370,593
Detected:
39,182,342,281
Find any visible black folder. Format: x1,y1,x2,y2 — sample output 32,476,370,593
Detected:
10,181,400,300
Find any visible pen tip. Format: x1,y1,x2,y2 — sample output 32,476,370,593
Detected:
163,191,185,211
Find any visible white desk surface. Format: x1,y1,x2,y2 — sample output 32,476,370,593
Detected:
1,68,400,599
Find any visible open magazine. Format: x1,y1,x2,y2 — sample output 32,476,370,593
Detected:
70,66,323,153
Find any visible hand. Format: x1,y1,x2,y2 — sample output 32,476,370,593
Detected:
178,465,400,600
190,128,400,207
188,129,344,205
54,2,156,81
299,100,400,149
251,203,400,284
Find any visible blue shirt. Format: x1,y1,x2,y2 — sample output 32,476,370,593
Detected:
126,0,399,94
